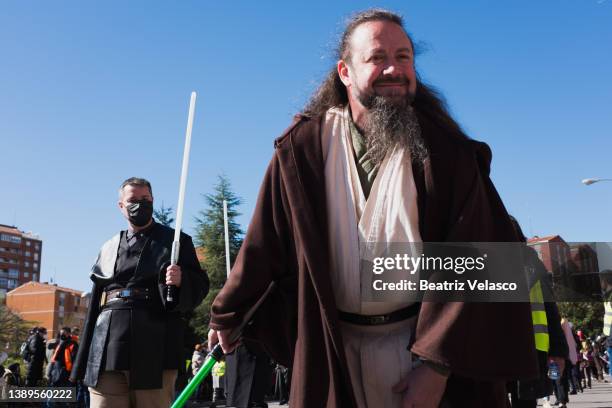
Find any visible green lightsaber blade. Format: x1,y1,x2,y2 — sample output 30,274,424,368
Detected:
171,282,276,407
170,344,224,408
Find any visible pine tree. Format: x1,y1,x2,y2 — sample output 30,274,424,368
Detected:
154,204,175,227
190,175,244,338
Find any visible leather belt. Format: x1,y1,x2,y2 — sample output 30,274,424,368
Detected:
337,303,420,326
101,287,151,306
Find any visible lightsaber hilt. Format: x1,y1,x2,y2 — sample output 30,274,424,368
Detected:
166,240,181,302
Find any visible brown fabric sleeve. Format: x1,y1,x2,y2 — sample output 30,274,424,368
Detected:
411,142,539,381
210,152,292,331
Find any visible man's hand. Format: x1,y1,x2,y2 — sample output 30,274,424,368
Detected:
549,356,566,375
207,328,239,354
393,364,448,408
166,265,182,287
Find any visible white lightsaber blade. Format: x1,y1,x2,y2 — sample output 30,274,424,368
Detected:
169,92,197,303
223,200,231,278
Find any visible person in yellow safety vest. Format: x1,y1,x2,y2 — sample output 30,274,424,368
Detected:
212,361,226,377
210,358,226,407
530,280,550,353
599,269,612,378
508,216,570,408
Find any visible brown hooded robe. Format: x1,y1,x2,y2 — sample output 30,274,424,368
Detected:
210,108,538,407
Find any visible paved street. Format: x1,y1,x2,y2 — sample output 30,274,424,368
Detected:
189,379,612,408
539,379,612,408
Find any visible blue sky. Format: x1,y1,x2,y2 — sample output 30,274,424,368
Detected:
1,1,611,292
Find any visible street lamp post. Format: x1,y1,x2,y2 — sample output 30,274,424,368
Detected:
582,178,612,186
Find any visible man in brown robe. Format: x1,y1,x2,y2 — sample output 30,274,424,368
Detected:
209,9,538,408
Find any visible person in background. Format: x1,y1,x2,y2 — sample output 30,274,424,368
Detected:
2,363,22,408
3,363,22,388
273,363,290,405
191,343,206,402
507,217,569,408
49,327,78,388
581,345,593,389
600,270,612,379
71,327,80,343
560,318,579,394
0,365,7,399
592,340,605,382
25,326,47,386
210,357,226,408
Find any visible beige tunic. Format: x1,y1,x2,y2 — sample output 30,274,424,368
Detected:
322,106,422,407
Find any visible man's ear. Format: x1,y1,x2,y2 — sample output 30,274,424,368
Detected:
338,59,351,87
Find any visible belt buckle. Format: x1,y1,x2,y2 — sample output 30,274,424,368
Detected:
119,289,131,298
369,315,388,325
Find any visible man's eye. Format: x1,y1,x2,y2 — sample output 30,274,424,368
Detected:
371,55,384,63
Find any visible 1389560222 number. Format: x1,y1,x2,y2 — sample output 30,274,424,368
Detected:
3,387,76,402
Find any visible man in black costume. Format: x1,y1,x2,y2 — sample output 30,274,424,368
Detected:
24,326,47,386
71,177,209,408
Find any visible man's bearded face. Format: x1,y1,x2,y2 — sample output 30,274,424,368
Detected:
339,21,425,165
343,21,418,110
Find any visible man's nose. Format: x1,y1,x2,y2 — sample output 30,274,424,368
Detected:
382,63,398,76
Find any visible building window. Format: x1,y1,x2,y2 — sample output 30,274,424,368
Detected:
26,241,31,247
7,279,17,289
8,269,19,278
34,253,39,261
33,263,38,270
24,261,30,267
35,243,40,250
0,234,21,244
33,273,38,281
25,251,31,257
0,278,7,288
24,272,29,278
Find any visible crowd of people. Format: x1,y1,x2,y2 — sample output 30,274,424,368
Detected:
2,322,610,407
0,325,88,406
533,320,610,407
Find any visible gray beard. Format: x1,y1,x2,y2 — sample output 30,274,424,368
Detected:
362,96,428,167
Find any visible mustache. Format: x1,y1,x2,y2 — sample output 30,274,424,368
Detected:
373,75,410,86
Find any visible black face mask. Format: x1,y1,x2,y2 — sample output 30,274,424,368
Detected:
126,200,153,227
60,334,69,341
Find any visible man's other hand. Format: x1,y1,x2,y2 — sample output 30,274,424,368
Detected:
207,328,239,354
166,265,182,287
393,364,448,408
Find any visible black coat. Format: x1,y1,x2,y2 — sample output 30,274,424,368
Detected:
25,333,46,382
71,222,209,389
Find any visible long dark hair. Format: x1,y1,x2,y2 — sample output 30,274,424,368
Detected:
302,9,469,141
